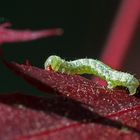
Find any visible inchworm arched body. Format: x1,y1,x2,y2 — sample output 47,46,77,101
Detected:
44,55,139,95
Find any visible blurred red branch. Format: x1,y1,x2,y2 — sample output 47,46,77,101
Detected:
0,22,63,57
101,0,140,70
0,23,63,44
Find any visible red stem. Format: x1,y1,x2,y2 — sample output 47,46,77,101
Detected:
101,0,140,70
0,23,63,57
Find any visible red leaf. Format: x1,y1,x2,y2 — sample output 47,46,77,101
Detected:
2,61,140,139
5,61,140,111
0,22,63,45
0,92,140,140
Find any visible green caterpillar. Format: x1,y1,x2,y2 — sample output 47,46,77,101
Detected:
44,55,139,95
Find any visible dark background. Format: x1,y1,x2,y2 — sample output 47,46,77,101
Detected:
0,0,123,94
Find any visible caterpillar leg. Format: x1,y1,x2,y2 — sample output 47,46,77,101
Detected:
128,86,137,95
107,81,116,89
107,81,137,95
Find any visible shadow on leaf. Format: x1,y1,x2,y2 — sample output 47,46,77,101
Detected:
0,92,140,134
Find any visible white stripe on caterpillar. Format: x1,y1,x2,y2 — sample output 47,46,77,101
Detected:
44,55,139,95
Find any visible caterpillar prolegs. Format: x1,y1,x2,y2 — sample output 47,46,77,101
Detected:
44,55,139,95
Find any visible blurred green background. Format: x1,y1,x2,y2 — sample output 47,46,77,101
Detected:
0,0,121,94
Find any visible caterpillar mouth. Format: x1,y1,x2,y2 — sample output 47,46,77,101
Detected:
44,55,63,72
44,55,60,70
46,65,53,71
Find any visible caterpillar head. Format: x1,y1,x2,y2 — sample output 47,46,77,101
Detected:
44,55,63,71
